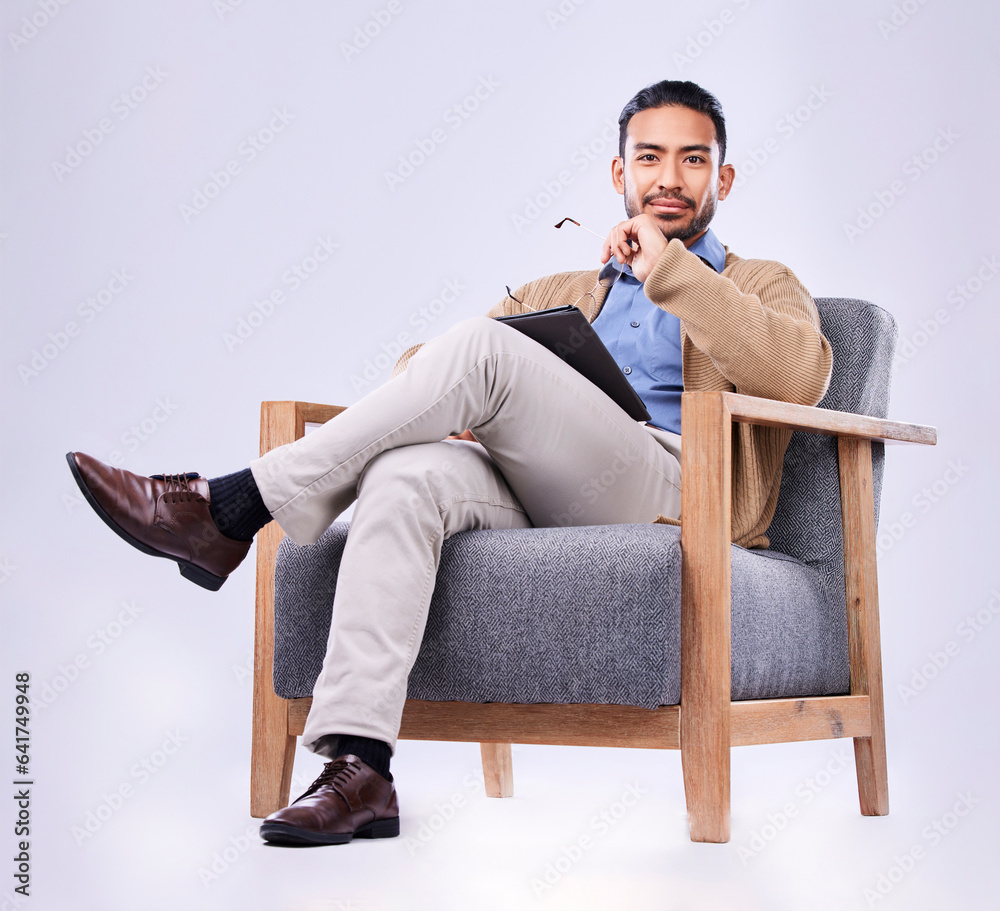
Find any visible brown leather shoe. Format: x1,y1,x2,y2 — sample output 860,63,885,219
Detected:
66,451,252,591
260,755,400,846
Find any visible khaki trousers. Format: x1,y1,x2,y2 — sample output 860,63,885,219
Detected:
251,316,683,755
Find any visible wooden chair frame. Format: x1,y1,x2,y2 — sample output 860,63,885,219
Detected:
250,392,936,843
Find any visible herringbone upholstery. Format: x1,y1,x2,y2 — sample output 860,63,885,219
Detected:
766,298,896,689
271,298,896,708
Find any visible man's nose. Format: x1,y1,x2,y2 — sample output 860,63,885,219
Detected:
654,160,683,191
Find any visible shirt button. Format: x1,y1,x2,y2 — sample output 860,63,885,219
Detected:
623,366,632,375
630,320,640,328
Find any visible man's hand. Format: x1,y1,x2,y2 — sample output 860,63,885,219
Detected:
600,214,668,284
445,429,479,443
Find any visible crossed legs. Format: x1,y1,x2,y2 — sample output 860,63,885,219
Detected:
250,316,683,755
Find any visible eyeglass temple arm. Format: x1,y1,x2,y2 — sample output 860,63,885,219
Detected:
555,217,636,250
554,217,606,241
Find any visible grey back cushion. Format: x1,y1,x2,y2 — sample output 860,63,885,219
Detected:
764,298,896,689
272,298,896,707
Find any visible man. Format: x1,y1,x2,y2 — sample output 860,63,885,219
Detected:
67,80,832,847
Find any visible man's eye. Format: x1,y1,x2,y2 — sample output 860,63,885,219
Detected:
686,156,706,164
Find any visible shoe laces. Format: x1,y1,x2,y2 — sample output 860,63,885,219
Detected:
150,472,201,500
299,757,361,800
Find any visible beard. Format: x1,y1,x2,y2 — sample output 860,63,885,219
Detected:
623,176,717,243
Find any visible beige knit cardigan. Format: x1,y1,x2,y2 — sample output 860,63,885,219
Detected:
392,238,833,549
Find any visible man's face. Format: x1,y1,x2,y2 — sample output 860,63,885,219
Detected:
612,105,735,246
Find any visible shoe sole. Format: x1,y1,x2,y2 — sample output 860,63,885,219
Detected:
65,452,227,592
259,816,400,846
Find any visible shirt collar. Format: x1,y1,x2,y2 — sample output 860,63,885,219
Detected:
598,227,727,282
688,227,727,273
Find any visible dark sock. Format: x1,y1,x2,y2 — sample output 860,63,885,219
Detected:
317,733,392,781
207,469,272,542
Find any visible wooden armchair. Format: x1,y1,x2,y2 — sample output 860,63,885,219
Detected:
249,299,935,843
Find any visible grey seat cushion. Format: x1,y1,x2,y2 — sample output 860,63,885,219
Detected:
273,523,848,706
271,298,896,710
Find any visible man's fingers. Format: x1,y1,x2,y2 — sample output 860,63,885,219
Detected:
615,229,635,264
602,224,624,264
601,218,646,266
604,224,623,264
603,219,640,262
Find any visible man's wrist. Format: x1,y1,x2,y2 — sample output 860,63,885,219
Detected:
643,238,690,296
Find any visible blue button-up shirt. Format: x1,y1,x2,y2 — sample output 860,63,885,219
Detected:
591,228,727,433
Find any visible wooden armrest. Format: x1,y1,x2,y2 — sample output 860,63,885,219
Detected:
260,400,347,454
294,401,347,425
260,394,938,450
718,392,936,445
675,389,933,838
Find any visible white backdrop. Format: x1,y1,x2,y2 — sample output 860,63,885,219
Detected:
2,1,998,909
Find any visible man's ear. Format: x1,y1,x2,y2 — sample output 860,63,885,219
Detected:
611,156,625,195
718,162,736,200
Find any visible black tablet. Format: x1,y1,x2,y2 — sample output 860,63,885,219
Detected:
494,305,651,423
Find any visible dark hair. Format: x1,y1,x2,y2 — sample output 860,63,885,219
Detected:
618,80,727,163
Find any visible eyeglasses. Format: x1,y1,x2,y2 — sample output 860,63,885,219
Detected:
505,217,625,311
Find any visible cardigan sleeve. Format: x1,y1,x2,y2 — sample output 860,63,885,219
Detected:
643,239,833,405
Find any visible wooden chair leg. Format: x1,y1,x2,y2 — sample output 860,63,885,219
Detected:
854,733,888,816
251,518,297,817
679,393,732,843
251,694,296,817
838,437,889,816
480,743,514,797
